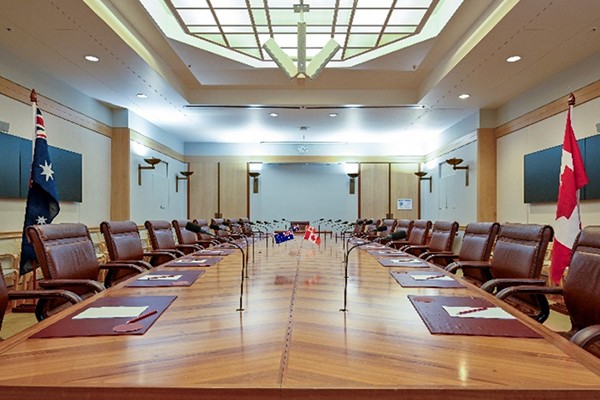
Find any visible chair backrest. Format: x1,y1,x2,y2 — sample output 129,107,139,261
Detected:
0,272,8,333
227,218,244,234
395,219,414,237
563,226,600,332
145,220,177,250
364,219,381,235
427,221,459,252
490,223,553,280
407,220,432,245
458,222,500,262
193,219,213,241
238,218,253,236
211,218,229,238
27,223,99,282
352,219,365,235
100,220,146,262
378,219,397,237
172,219,198,245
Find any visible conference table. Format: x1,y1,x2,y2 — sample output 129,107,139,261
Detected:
1,236,600,400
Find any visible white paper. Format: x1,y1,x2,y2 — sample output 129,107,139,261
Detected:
176,259,206,263
137,274,182,281
443,306,516,319
411,274,453,281
73,306,148,319
390,258,424,264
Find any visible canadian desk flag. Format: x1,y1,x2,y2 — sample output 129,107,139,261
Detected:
303,226,321,245
19,90,60,275
549,93,588,284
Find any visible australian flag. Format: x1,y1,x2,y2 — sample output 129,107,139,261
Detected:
19,97,60,275
274,230,294,244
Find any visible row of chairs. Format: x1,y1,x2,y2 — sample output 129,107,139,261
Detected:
1,218,254,334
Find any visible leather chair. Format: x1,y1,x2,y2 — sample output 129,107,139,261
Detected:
101,220,176,268
497,226,600,356
145,220,200,256
238,218,253,237
369,218,397,242
0,267,81,328
447,223,553,320
424,222,500,268
211,218,231,241
389,219,431,249
192,219,217,248
404,220,459,260
27,223,145,319
172,219,202,248
395,219,414,238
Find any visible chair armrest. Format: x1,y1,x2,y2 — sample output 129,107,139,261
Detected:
143,251,177,260
8,289,82,304
480,278,547,294
445,260,491,273
496,285,563,323
422,251,456,262
38,279,106,293
571,325,600,350
100,262,146,274
177,244,202,252
120,259,153,270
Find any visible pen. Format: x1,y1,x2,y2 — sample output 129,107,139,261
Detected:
126,309,157,324
457,306,488,315
423,275,445,280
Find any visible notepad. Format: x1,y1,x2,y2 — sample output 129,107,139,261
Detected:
390,258,422,264
72,306,148,319
411,274,453,281
137,274,182,281
175,259,207,264
442,306,516,319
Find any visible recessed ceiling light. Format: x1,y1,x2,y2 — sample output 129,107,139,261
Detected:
329,113,338,118
506,55,521,63
84,55,99,62
269,112,279,117
458,94,470,100
136,93,148,99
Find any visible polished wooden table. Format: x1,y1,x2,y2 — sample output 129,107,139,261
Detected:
1,239,600,399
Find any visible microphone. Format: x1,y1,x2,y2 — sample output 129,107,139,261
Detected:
186,222,247,311
340,228,402,312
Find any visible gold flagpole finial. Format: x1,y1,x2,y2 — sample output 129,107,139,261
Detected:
568,93,575,106
30,89,38,104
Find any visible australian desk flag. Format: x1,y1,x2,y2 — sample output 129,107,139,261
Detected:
274,230,294,244
19,93,60,275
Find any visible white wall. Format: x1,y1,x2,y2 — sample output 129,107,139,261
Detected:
250,163,358,226
420,139,478,225
0,94,111,231
497,97,600,225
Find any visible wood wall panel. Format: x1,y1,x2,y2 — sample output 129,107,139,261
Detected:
390,163,419,220
477,128,497,222
110,128,130,220
220,161,248,219
188,159,218,221
360,163,389,219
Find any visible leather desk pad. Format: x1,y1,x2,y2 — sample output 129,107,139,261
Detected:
390,271,465,288
126,270,205,287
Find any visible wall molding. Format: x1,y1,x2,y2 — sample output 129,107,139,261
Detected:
130,130,184,163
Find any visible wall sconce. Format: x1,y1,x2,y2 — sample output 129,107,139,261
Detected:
138,157,161,185
414,171,432,192
176,171,194,192
345,162,359,194
446,157,469,186
248,162,263,193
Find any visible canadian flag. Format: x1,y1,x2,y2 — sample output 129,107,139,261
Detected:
303,225,321,245
549,94,588,284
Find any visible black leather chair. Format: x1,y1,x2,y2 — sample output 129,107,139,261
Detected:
403,220,459,260
145,220,200,256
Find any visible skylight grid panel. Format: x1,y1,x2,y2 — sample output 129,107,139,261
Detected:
303,10,335,25
213,9,252,25
395,0,433,7
346,33,378,48
305,33,335,47
348,26,383,33
352,9,390,25
226,34,258,47
188,26,221,33
251,9,268,25
178,9,215,25
268,10,301,24
356,0,394,7
196,34,227,46
388,9,427,25
267,0,305,7
220,26,256,33
306,26,336,33
171,0,209,7
271,34,298,47
248,0,264,7
209,0,247,6
384,26,416,34
271,26,298,33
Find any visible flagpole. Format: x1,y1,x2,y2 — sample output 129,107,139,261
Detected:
28,89,38,291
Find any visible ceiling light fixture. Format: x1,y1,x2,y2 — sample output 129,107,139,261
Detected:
269,112,279,117
329,113,338,118
84,55,99,62
136,93,148,99
458,94,470,99
506,55,521,63
262,1,340,80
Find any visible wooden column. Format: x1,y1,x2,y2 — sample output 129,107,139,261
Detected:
477,128,496,222
110,128,131,220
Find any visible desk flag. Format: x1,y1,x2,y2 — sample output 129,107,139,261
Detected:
274,230,294,244
550,93,588,284
19,90,60,275
303,226,321,245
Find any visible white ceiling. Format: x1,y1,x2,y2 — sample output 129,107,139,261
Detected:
1,0,600,155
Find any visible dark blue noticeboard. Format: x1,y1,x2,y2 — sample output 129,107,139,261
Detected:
0,131,82,202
